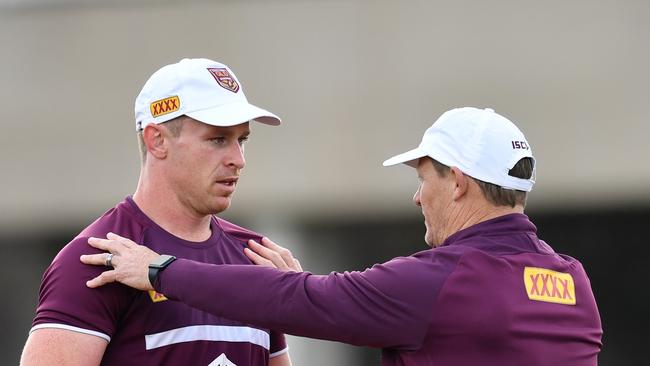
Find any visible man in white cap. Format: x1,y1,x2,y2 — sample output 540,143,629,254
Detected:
21,58,292,366
78,107,603,365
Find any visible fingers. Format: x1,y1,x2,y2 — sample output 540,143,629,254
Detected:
88,232,136,252
294,258,303,272
244,247,277,268
82,233,157,291
260,237,302,272
106,232,123,240
106,232,136,249
247,239,302,272
247,240,288,270
85,269,118,288
87,237,115,252
259,237,287,254
80,253,114,266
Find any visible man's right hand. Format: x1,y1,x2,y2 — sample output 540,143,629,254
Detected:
80,233,159,291
245,237,302,272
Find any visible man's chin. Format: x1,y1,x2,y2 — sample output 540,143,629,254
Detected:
206,197,232,215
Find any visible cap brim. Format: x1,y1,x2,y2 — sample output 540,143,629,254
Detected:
382,147,427,168
186,101,281,127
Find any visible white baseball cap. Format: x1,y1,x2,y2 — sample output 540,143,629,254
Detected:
383,107,536,192
134,58,281,131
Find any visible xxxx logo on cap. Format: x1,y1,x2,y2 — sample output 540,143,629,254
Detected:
208,68,240,93
150,96,180,118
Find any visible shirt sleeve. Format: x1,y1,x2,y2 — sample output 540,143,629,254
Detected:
32,237,136,341
269,330,288,358
158,252,458,350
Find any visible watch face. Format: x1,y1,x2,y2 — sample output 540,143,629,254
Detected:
151,255,175,268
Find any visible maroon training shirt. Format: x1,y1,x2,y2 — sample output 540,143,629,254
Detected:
156,213,602,365
32,196,287,365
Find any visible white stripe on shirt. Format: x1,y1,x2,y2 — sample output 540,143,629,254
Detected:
30,323,111,342
145,325,270,351
270,346,289,358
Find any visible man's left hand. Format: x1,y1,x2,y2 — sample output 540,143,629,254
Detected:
245,237,303,272
80,232,159,291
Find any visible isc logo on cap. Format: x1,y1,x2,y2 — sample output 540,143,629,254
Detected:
150,96,180,118
524,267,576,305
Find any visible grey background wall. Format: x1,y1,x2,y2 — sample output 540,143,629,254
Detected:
1,0,648,365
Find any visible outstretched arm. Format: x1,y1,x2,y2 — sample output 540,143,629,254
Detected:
80,233,300,290
81,233,439,349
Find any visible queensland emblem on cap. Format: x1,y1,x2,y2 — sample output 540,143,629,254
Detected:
150,96,180,118
208,68,240,93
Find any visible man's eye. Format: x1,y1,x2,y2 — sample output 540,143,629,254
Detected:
212,137,226,145
238,137,249,145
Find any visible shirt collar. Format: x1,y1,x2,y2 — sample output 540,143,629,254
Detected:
441,213,537,248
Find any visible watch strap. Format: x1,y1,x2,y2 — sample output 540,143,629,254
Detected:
148,266,159,289
148,255,176,288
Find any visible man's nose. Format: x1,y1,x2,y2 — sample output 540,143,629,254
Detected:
227,143,246,170
413,184,422,207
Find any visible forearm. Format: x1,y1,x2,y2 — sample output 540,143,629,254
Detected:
157,259,431,349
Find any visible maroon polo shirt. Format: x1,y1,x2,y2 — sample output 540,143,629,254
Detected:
32,197,287,365
157,213,602,365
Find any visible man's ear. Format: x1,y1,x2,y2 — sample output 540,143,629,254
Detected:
142,124,168,160
450,166,469,201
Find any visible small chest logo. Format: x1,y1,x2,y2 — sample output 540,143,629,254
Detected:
524,267,576,305
150,96,180,118
148,290,168,303
208,68,240,93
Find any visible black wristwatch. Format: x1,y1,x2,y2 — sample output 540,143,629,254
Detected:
148,255,177,288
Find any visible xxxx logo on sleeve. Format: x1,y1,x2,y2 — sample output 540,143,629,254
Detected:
524,267,576,305
150,96,180,118
148,290,168,303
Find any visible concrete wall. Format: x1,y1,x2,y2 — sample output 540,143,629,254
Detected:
1,0,648,229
